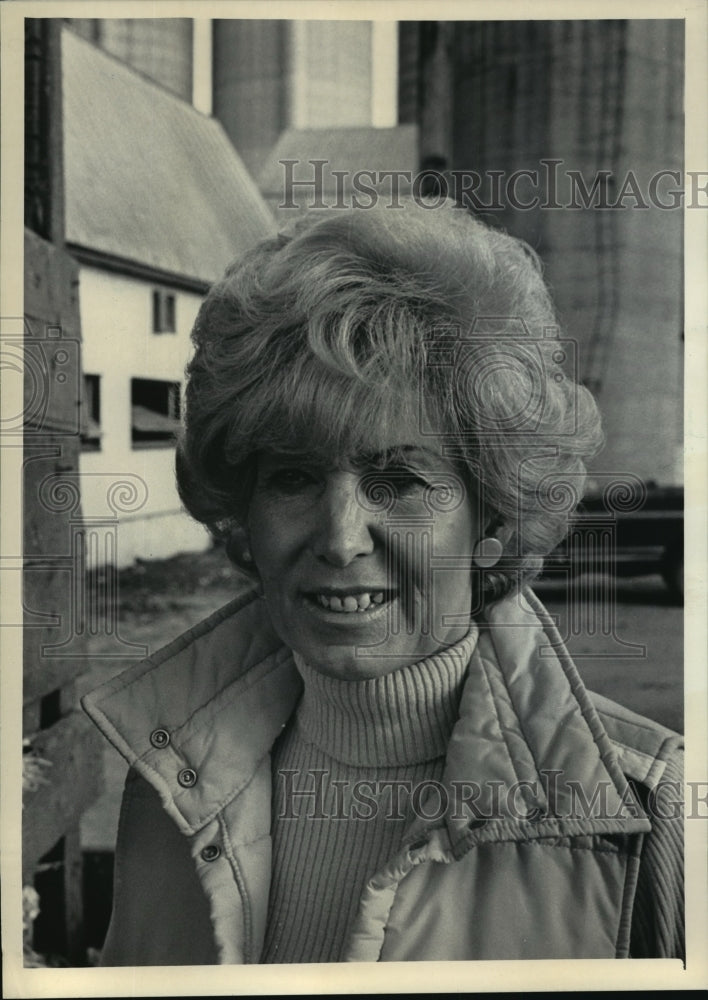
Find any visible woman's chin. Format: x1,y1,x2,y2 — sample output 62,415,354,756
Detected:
289,635,458,681
296,650,414,681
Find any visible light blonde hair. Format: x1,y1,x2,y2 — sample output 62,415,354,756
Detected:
176,200,603,601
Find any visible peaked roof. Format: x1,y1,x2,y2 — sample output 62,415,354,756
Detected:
62,27,275,286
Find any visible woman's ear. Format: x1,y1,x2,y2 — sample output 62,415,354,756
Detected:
225,526,258,576
495,523,514,547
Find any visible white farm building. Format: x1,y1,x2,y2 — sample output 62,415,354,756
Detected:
61,27,274,566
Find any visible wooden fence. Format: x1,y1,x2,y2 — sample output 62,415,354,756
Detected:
22,228,102,966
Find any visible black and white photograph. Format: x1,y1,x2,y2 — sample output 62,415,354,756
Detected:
1,1,706,995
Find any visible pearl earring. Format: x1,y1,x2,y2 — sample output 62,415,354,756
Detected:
472,536,503,568
242,549,253,564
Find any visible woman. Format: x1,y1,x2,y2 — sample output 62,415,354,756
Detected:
83,200,684,964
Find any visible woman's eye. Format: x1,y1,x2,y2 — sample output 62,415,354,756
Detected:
381,468,429,495
263,468,316,492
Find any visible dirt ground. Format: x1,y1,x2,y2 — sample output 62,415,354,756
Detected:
78,545,684,852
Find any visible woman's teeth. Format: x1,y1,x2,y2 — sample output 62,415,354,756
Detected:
315,592,386,613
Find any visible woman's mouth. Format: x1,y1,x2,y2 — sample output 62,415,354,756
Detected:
303,590,394,615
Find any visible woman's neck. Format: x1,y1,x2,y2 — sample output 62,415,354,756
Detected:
291,627,478,768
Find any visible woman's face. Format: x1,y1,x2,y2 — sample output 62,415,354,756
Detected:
247,430,480,680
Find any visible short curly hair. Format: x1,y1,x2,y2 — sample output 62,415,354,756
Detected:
176,200,603,603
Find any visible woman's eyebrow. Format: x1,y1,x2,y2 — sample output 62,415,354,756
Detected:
258,450,314,465
361,445,442,466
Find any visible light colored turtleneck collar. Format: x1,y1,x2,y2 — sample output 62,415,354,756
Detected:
291,628,478,768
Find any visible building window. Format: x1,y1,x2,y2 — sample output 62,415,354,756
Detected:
152,289,176,333
80,374,102,451
131,378,181,449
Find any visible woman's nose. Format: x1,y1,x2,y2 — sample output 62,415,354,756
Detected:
311,474,375,567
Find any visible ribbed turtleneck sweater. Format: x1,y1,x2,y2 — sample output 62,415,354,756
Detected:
261,629,478,964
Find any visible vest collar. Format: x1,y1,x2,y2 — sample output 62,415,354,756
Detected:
438,588,651,854
82,586,302,836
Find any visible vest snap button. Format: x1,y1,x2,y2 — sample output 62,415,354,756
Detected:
177,767,198,788
150,728,170,749
201,844,221,862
